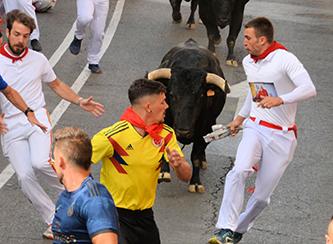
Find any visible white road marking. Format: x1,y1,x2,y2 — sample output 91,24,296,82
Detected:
0,0,126,190
0,164,15,189
49,22,76,68
228,80,248,117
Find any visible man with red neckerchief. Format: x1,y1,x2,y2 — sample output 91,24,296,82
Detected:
0,10,105,240
3,0,43,51
208,17,316,244
91,78,192,244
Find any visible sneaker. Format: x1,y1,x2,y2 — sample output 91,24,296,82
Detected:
233,232,243,243
42,225,53,240
69,36,82,55
88,64,102,74
208,229,234,244
31,39,42,52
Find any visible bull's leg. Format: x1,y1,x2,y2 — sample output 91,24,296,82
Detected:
225,0,248,67
158,158,171,183
198,0,220,54
188,139,208,193
208,31,221,54
170,0,182,23
186,0,198,29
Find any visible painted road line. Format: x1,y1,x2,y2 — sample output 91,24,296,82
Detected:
228,80,248,117
49,22,76,68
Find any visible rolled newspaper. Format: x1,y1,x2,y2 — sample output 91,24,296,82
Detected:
203,124,242,143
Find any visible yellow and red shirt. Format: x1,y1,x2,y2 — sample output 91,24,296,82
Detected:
91,120,183,210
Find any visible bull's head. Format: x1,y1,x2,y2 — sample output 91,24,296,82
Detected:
148,67,229,143
213,0,236,28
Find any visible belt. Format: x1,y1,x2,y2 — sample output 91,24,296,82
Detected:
249,117,297,138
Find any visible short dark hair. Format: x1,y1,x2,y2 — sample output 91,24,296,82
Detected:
128,78,166,105
54,127,92,171
245,17,274,43
6,9,36,34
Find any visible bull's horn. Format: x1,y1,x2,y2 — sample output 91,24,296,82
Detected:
147,68,172,80
206,73,231,94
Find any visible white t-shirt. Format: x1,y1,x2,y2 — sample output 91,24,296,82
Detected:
0,45,56,118
239,49,316,127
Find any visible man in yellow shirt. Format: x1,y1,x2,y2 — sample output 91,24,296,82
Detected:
92,78,192,244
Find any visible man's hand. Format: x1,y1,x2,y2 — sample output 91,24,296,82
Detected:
257,96,283,109
26,112,48,133
78,96,105,117
227,115,245,136
166,147,182,169
166,147,192,182
0,114,8,134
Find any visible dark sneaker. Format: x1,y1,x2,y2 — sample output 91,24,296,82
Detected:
88,64,102,74
208,229,234,244
31,39,42,51
233,232,243,243
69,36,82,55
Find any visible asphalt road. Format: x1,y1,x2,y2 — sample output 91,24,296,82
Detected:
0,0,332,243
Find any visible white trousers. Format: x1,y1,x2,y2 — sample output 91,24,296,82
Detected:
75,0,109,64
216,119,297,233
1,108,63,225
3,0,40,40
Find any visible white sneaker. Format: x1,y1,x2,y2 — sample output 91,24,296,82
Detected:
42,225,54,240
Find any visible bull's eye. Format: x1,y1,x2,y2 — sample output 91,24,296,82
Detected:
169,92,178,100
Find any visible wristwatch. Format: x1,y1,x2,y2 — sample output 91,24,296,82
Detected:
24,107,34,116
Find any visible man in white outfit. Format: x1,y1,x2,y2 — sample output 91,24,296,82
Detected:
69,0,109,74
208,17,317,244
0,10,105,240
3,0,43,51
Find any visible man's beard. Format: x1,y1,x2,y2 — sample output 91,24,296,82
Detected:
8,42,25,56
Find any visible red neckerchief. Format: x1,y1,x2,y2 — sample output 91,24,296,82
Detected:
120,107,163,141
251,41,287,63
0,43,29,63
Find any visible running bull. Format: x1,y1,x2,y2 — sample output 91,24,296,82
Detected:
199,0,249,66
147,39,230,193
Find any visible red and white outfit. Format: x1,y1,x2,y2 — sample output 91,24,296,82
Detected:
75,0,109,65
0,44,63,225
215,45,316,233
3,0,40,41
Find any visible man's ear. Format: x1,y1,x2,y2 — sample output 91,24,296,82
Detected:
259,36,267,46
145,102,152,113
142,97,153,113
326,234,330,244
6,28,9,39
58,156,66,170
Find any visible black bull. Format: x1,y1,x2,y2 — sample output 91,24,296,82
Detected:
199,0,249,66
147,39,230,193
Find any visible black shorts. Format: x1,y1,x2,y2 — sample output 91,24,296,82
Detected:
117,207,161,244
